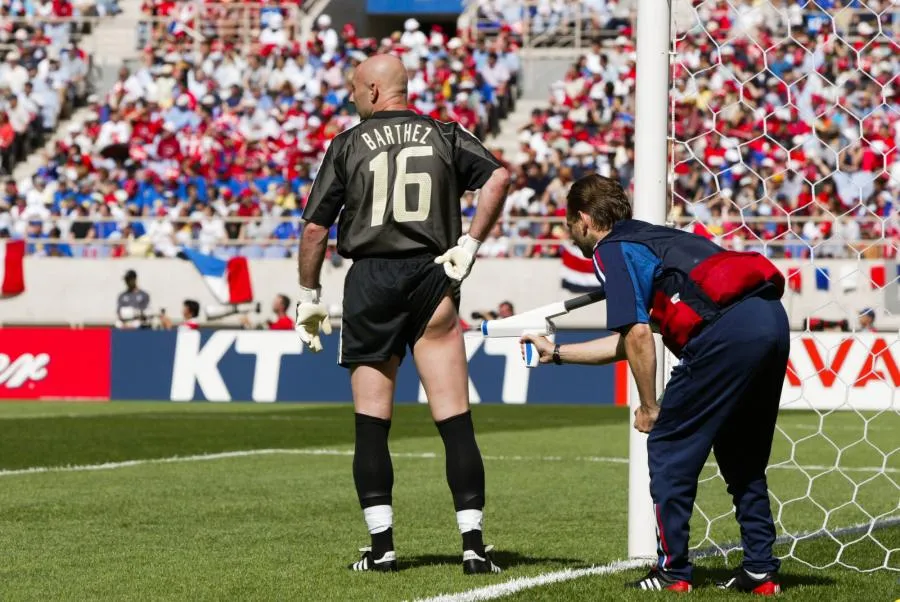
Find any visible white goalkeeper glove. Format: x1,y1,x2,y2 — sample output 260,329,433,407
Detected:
295,286,332,353
434,235,482,282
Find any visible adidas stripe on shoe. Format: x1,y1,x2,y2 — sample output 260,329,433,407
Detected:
627,568,692,593
462,544,502,574
348,546,398,572
717,568,781,595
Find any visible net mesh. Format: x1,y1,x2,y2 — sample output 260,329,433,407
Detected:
665,0,900,572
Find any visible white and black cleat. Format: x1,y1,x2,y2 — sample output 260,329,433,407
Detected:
462,544,503,574
627,568,692,592
349,546,398,572
716,567,781,595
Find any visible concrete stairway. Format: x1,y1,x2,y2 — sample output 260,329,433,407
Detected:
489,98,548,161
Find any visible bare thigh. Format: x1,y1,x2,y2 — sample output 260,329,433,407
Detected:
412,293,470,422
350,356,400,420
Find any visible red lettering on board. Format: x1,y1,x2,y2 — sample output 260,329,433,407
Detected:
802,338,854,387
853,338,900,387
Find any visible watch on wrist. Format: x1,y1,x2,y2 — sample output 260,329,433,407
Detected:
552,343,562,365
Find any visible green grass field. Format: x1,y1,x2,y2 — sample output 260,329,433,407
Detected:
0,402,897,601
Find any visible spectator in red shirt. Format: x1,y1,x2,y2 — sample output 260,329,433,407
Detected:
161,299,201,330
156,123,182,161
236,191,258,218
0,112,15,153
241,294,294,330
267,294,294,330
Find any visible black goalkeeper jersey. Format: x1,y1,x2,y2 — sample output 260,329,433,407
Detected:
302,110,502,259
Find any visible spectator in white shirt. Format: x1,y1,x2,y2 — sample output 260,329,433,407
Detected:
195,204,226,254
400,19,428,57
147,214,178,258
5,95,30,137
215,52,245,91
19,83,41,118
25,176,54,207
64,121,94,154
480,53,511,91
259,13,287,47
0,52,29,95
27,69,59,129
96,111,132,151
153,65,180,104
478,223,510,258
316,14,339,55
585,41,604,75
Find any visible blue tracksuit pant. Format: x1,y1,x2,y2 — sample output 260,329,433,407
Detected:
648,295,790,581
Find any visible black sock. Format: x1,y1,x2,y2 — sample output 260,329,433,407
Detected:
354,413,394,555
436,410,486,553
462,529,485,556
353,413,393,508
371,528,394,559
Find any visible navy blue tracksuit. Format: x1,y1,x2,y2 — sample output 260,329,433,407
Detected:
594,220,789,581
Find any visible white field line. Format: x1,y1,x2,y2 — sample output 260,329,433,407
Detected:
410,517,900,602
0,448,897,478
410,559,650,602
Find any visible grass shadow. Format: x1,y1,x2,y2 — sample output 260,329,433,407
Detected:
693,566,837,590
401,550,590,572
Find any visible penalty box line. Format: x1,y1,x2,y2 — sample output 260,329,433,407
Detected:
0,448,896,477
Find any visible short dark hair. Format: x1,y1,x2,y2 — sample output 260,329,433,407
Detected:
566,174,632,230
184,299,200,318
277,294,290,311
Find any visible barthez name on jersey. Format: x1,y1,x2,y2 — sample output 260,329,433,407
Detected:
360,123,434,151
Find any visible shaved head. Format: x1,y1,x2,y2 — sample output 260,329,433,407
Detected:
351,54,409,119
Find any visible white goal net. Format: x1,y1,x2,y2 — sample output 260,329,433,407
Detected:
664,0,900,572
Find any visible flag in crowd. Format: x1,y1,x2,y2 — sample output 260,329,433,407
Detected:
181,248,254,306
0,240,25,298
560,246,602,293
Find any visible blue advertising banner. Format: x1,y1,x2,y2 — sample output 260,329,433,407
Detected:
111,330,618,404
367,0,463,14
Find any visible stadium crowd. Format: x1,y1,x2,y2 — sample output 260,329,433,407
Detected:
0,0,105,174
1,0,899,260
1,11,521,257
472,0,633,41
503,0,900,259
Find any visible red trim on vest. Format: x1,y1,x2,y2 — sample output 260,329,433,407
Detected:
689,251,785,306
652,290,704,355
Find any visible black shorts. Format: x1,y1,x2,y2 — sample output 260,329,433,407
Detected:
339,254,454,368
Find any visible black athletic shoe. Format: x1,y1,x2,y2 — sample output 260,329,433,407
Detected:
462,544,502,574
716,567,781,595
348,546,398,572
627,568,692,592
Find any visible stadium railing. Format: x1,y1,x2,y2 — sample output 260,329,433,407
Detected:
465,0,632,49
137,1,308,51
14,215,900,255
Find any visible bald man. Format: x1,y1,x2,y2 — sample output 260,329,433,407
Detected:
296,54,510,573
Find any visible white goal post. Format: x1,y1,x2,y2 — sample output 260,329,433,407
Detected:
629,0,900,572
628,0,672,560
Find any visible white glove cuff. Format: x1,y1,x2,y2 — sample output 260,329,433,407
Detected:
298,285,321,304
461,234,482,255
